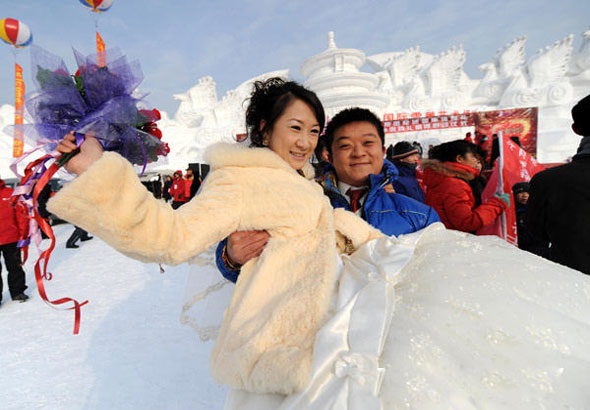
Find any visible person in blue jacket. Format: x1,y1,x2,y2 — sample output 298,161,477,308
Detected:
386,141,426,202
216,107,440,282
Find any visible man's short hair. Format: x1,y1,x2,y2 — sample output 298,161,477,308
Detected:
323,108,385,154
572,94,590,136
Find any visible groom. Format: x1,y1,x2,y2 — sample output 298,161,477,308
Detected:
216,107,440,282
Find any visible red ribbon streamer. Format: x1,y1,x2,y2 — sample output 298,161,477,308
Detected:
16,155,89,334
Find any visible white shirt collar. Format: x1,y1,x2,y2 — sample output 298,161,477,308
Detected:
337,181,368,215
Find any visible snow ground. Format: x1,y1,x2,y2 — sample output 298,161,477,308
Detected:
0,224,228,409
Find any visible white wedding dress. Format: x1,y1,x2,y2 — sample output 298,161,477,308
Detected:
182,223,590,409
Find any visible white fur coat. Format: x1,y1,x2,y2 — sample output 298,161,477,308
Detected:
47,143,383,395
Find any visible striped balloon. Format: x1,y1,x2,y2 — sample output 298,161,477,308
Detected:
78,0,114,12
0,18,33,48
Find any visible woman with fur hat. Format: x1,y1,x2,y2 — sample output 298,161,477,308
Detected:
47,79,590,408
422,139,509,233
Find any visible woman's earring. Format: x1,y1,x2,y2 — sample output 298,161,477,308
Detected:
262,139,269,146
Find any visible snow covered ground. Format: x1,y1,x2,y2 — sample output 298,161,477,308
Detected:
0,223,228,409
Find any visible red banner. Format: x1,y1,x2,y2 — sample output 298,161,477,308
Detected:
477,135,545,244
383,110,472,121
383,113,474,134
474,107,538,155
96,31,106,67
13,63,25,158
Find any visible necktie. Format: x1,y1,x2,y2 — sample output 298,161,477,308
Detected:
346,188,367,213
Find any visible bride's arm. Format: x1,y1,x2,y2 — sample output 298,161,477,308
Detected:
48,140,242,265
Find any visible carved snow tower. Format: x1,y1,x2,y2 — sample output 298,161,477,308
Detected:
301,32,390,117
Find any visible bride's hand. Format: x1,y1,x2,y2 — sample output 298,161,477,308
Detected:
57,131,103,175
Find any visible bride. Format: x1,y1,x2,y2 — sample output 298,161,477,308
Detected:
49,78,590,409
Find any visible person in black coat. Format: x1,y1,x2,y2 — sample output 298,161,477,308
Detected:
526,94,590,274
512,182,549,258
162,175,173,202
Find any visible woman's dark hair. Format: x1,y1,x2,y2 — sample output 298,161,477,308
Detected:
244,77,325,147
429,139,479,162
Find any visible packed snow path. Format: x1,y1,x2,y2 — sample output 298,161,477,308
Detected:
0,224,227,409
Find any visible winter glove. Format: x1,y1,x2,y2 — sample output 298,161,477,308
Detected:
493,192,511,208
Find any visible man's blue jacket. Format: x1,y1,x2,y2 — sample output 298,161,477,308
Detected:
216,159,440,282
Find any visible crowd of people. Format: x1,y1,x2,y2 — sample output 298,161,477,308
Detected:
217,94,590,279
162,168,202,209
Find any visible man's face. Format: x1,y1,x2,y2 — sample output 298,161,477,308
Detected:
399,153,420,164
329,121,385,187
516,191,529,205
186,169,193,178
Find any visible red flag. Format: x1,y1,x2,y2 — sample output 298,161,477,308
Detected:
96,31,106,67
477,134,545,244
13,63,25,158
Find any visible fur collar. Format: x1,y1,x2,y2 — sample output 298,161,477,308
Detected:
205,143,315,179
421,159,478,182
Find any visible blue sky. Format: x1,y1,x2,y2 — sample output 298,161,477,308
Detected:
1,0,589,115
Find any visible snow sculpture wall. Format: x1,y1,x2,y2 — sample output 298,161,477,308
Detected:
2,29,589,177
359,31,590,162
148,69,289,172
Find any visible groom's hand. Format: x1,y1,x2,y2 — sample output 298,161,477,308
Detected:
227,230,270,266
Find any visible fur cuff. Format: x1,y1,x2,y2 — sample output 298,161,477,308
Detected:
333,208,385,251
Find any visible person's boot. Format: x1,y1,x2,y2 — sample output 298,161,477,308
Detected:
12,293,29,302
66,228,83,248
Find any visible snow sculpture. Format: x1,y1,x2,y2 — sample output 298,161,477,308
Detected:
3,29,590,176
569,27,590,97
500,34,574,108
300,32,389,116
368,48,432,111
173,76,218,128
151,70,289,171
572,28,590,74
473,36,527,104
366,44,473,114
421,45,469,111
145,27,590,168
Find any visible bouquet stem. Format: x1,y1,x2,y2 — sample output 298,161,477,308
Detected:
55,148,80,169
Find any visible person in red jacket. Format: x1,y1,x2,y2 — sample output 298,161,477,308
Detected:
422,140,509,233
0,177,29,304
168,170,186,209
184,167,195,201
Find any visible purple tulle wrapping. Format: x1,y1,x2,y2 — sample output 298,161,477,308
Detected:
10,45,165,167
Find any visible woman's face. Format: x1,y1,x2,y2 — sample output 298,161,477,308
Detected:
456,152,482,171
265,99,321,170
